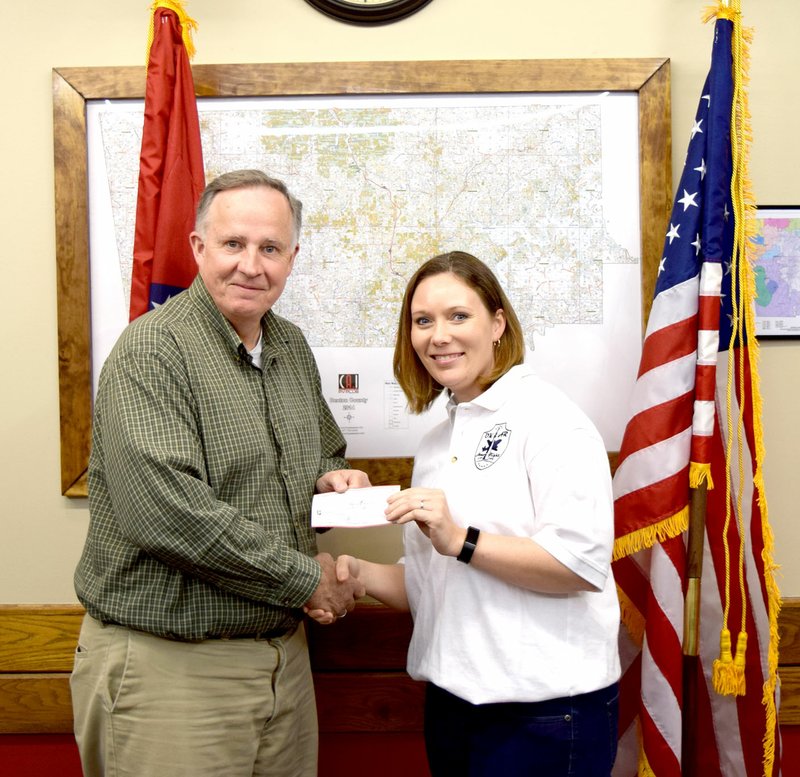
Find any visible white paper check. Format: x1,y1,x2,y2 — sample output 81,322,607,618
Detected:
311,485,400,528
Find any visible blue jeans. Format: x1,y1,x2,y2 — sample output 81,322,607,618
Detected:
424,682,619,776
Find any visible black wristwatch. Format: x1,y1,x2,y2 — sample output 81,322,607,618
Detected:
457,526,480,564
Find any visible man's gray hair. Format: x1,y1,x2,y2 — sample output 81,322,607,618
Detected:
195,169,302,243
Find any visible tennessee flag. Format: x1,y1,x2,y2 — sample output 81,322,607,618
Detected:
129,1,205,321
611,3,781,775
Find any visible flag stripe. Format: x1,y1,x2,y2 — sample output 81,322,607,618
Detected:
644,276,701,336
638,315,700,377
613,471,690,544
625,354,697,420
638,699,682,776
694,363,717,400
615,554,655,624
617,393,695,464
614,431,690,502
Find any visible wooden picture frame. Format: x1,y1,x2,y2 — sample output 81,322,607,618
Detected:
53,58,671,497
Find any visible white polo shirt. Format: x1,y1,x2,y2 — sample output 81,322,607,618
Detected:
404,363,621,704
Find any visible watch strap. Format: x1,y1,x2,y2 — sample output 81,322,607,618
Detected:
457,526,480,564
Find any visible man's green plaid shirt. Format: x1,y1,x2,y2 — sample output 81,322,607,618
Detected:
75,277,348,641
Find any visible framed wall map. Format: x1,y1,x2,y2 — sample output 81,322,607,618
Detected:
53,58,671,496
751,205,800,338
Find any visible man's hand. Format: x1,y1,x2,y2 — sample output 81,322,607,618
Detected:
304,552,365,625
315,469,371,494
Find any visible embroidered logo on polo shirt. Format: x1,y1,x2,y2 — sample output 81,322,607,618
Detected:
474,423,511,470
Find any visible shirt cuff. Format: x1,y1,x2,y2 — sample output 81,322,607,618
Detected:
532,530,609,591
269,551,323,608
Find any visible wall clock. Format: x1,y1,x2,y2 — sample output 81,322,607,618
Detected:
305,0,434,25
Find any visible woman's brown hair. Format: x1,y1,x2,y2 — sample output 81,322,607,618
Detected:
393,251,525,414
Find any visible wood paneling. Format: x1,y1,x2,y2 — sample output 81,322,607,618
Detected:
308,601,413,671
0,675,73,734
778,598,800,665
315,674,425,733
347,458,414,490
0,606,83,673
2,599,799,733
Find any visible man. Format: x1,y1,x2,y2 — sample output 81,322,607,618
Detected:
71,170,368,777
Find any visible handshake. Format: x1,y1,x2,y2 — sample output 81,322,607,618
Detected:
302,484,450,623
303,552,364,625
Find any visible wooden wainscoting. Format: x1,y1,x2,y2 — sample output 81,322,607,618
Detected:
1,599,799,735
0,605,81,734
779,598,800,725
0,602,423,735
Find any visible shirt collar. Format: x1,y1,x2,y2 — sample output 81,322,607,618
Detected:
188,276,291,361
445,363,533,419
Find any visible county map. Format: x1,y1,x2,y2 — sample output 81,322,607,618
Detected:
96,96,635,349
752,213,800,336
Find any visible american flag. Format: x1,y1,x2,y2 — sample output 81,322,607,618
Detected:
611,9,781,776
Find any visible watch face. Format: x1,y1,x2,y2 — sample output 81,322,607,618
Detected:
305,0,434,24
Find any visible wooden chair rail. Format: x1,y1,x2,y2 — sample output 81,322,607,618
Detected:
1,600,799,734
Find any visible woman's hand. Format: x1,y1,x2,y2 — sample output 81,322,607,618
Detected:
335,553,361,584
385,488,466,558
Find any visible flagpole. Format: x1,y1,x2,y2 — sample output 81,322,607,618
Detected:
682,480,708,776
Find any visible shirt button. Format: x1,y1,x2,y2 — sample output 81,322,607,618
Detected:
451,456,458,463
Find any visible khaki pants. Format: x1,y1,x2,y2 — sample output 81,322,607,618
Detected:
70,615,318,777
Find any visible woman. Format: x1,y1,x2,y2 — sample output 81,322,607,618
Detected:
326,251,620,775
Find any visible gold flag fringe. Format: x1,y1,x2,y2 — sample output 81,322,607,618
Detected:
639,749,657,777
712,628,748,695
612,507,688,562
617,585,645,648
707,0,747,700
702,2,780,775
689,461,714,490
145,0,199,67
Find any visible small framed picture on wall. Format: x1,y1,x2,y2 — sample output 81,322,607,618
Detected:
751,206,800,338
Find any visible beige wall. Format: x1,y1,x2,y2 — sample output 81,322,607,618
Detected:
1,0,797,602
